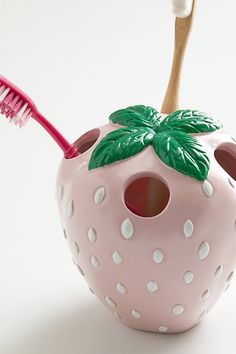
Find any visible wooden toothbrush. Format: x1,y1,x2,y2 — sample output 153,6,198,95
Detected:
161,0,196,114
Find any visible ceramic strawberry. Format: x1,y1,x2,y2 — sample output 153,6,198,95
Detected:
56,104,236,334
1,0,236,334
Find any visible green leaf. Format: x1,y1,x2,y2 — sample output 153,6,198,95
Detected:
89,127,155,170
159,109,222,134
109,105,161,130
153,130,209,181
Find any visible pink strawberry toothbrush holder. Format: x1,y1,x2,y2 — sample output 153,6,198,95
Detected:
1,0,236,334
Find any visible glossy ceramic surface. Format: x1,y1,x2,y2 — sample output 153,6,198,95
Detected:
56,122,236,333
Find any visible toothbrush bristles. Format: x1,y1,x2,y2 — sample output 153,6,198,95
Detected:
0,74,79,158
0,83,33,127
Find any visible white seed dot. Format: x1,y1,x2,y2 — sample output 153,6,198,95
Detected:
114,311,121,320
184,271,194,284
198,241,210,260
90,256,101,270
73,241,80,253
147,281,159,293
202,180,213,198
112,251,123,265
67,199,74,218
158,326,168,332
231,136,236,143
227,271,234,282
57,185,64,201
116,282,127,294
105,296,117,308
172,304,184,316
215,265,223,278
183,220,194,239
153,249,164,264
197,310,208,322
201,290,210,300
94,186,106,204
228,178,235,189
88,227,97,243
131,310,142,319
77,160,88,173
89,287,94,294
77,265,84,276
121,218,134,239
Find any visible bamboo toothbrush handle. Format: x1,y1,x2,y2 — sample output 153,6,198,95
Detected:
161,0,196,114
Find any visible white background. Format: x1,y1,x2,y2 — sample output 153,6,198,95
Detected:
0,0,236,353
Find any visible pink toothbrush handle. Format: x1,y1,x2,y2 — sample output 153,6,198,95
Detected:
33,110,79,159
0,75,79,159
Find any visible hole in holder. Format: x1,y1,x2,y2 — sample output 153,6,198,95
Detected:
124,176,170,217
73,128,100,154
214,144,236,181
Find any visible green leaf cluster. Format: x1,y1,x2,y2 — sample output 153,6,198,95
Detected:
89,106,222,181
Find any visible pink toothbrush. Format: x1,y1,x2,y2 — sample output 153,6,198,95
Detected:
0,75,79,159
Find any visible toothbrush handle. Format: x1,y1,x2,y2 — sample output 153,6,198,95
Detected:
33,110,79,158
161,0,196,114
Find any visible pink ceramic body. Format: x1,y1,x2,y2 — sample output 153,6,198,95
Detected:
56,122,236,333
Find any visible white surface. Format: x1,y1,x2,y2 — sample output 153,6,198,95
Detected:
1,0,236,353
172,0,193,18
